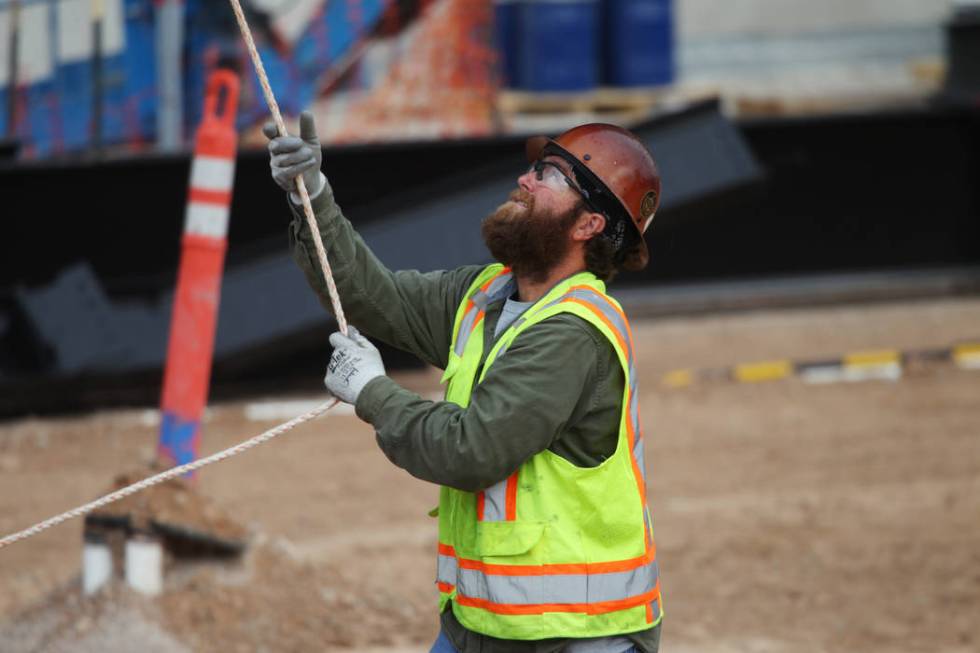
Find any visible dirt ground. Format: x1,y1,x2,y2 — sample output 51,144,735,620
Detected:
1,296,978,653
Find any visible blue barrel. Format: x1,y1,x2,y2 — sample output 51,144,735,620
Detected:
603,0,673,87
519,0,600,92
493,0,523,88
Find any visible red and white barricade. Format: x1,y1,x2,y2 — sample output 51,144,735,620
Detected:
158,69,240,469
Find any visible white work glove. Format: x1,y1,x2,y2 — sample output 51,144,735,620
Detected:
325,327,386,405
263,110,326,201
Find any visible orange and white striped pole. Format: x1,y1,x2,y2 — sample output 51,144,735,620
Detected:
158,69,240,469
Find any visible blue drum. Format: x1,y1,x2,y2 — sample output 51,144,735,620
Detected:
518,0,600,92
494,0,523,88
603,0,674,87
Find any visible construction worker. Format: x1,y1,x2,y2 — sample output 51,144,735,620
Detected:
265,113,662,653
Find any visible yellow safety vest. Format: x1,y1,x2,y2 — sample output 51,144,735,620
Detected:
436,263,662,640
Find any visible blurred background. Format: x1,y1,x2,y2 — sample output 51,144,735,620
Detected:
0,0,976,151
0,2,979,652
0,0,977,410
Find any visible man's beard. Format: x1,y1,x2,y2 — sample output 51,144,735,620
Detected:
481,189,582,283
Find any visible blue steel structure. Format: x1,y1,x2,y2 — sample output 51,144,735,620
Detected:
1,0,387,157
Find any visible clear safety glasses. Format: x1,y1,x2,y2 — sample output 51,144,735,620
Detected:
527,160,587,197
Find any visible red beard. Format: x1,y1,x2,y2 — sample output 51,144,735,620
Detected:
481,189,582,283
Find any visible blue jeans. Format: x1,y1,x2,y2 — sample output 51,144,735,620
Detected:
429,631,639,653
429,631,458,653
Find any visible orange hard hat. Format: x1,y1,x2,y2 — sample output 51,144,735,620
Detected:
526,123,661,263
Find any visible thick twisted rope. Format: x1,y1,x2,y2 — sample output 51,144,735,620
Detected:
0,1,349,549
0,399,337,549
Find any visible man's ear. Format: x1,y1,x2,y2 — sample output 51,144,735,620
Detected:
572,211,606,242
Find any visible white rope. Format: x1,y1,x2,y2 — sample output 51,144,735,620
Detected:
1,2,353,550
227,0,348,335
0,398,339,549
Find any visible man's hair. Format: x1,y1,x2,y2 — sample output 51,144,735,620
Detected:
585,236,650,282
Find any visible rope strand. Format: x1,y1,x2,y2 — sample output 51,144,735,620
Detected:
0,399,338,549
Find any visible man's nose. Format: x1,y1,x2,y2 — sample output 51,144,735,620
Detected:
518,168,535,192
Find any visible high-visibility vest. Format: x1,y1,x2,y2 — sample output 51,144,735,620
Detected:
436,263,661,640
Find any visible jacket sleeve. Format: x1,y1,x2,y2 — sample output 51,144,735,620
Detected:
353,314,613,491
288,179,483,369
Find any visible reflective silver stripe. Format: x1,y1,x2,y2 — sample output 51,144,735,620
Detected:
562,288,634,363
485,272,516,302
459,567,584,604
437,552,458,585
629,379,640,441
644,508,654,547
633,436,646,481
453,273,514,357
453,306,482,356
544,288,635,374
473,273,516,310
650,597,661,621
471,291,490,310
481,478,508,522
455,559,658,605
587,560,659,603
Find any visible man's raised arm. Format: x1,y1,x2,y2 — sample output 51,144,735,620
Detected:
265,112,481,369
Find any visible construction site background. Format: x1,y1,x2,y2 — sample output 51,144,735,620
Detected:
0,1,978,652
0,0,971,156
2,296,979,651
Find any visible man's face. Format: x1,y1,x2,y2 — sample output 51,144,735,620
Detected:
481,157,586,283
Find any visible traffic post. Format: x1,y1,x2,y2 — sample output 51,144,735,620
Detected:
158,69,240,469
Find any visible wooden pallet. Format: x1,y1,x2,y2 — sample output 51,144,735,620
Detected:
497,86,670,115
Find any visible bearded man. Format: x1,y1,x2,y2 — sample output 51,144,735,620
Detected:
265,114,663,653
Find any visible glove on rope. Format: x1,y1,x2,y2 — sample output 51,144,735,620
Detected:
325,327,386,405
264,110,326,200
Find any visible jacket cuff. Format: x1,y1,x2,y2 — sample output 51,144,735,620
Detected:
289,174,337,233
288,172,329,205
355,375,401,423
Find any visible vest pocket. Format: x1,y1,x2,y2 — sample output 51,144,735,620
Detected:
476,520,546,559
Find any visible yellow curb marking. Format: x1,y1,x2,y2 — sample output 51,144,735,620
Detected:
734,360,793,383
662,369,694,388
843,349,901,368
953,343,980,369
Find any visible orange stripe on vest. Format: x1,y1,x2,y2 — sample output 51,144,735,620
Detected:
454,583,661,616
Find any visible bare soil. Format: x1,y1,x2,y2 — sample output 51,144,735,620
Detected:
89,467,249,544
1,296,979,653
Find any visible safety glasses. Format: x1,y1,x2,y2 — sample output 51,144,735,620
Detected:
527,158,609,226
527,160,590,200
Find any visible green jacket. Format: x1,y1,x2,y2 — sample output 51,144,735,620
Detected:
288,180,659,653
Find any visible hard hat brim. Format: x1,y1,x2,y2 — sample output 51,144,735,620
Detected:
525,135,552,163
